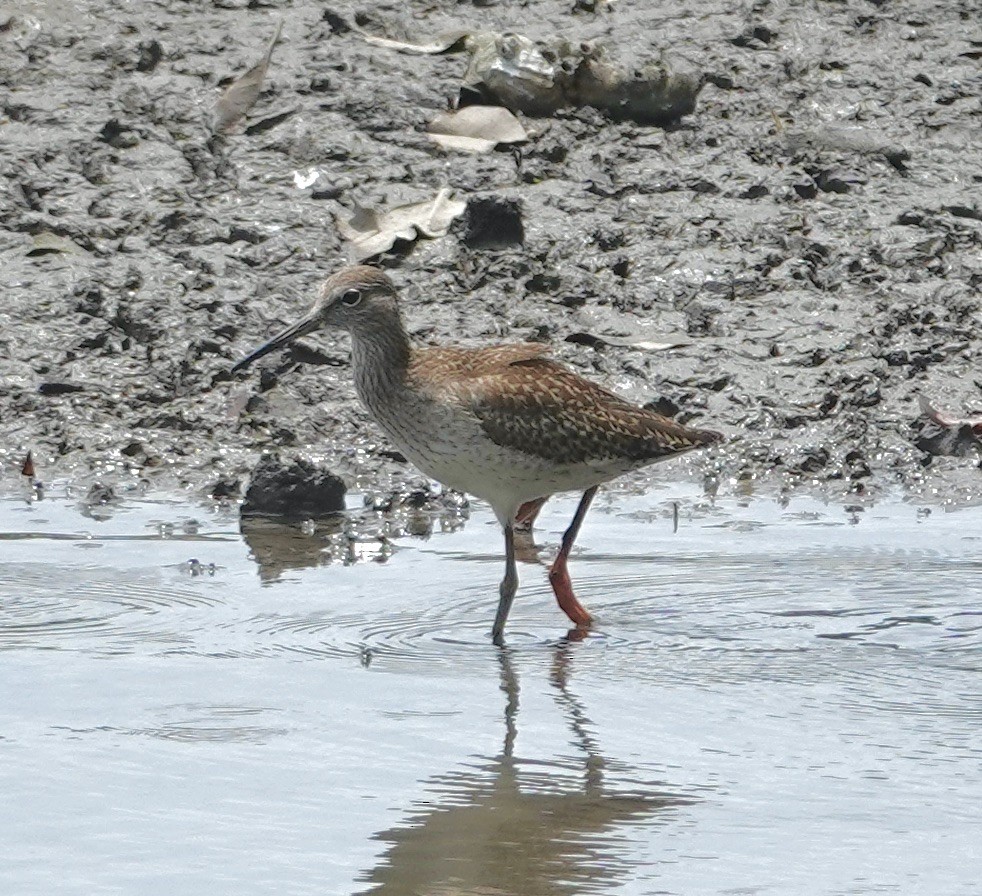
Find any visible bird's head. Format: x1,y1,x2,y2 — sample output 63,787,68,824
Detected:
231,266,399,373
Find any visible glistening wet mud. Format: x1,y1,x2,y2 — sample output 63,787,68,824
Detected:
1,489,980,894
2,0,980,504
3,2,981,892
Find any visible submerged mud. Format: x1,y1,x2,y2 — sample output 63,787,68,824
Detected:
1,0,980,506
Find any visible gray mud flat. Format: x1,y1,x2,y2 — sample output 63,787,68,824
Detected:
1,489,981,894
2,3,981,892
0,0,979,506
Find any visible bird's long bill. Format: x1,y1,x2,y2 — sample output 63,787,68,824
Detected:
230,312,319,373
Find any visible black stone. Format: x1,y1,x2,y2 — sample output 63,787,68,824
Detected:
461,197,524,251
241,454,346,518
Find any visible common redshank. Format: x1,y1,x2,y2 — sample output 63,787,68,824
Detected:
232,266,722,644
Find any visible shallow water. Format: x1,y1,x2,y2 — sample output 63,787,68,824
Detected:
1,486,980,895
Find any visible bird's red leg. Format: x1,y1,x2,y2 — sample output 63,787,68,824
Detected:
514,496,548,533
548,486,598,628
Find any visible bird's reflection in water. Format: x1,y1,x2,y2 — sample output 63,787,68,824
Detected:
358,643,691,895
240,496,470,583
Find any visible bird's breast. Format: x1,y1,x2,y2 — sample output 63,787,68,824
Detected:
356,380,640,511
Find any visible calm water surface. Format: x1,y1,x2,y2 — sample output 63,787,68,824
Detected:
1,485,980,895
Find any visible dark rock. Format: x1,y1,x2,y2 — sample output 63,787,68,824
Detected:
915,424,981,458
525,272,561,294
39,382,85,395
793,447,830,474
211,478,241,499
644,396,682,418
98,118,138,149
86,483,116,505
816,168,866,193
690,179,720,194
135,39,163,73
461,197,524,250
322,8,351,34
793,177,818,199
731,25,778,48
241,454,346,518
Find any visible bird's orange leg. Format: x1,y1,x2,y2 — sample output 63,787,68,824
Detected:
548,486,598,628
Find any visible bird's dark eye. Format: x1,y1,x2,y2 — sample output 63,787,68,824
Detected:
340,289,362,307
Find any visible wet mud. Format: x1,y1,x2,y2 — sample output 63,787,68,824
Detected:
2,0,980,506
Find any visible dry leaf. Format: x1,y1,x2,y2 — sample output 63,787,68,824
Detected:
567,332,692,351
358,28,471,55
213,20,283,134
337,188,467,260
919,395,982,433
427,105,527,153
28,232,81,256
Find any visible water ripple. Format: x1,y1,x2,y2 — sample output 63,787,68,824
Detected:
0,563,221,652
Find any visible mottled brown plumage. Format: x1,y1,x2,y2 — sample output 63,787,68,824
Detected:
441,355,715,465
233,265,723,644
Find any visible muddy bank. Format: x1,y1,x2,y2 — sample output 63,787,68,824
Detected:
1,0,980,508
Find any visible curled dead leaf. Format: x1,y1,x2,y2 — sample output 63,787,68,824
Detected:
427,105,527,153
358,28,471,54
213,20,283,135
566,332,693,351
337,188,467,261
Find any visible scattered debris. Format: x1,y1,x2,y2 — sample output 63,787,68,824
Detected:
213,20,284,135
919,395,982,434
462,32,566,115
80,482,117,521
20,452,42,500
915,395,982,457
360,27,703,124
565,49,703,124
427,105,527,153
464,32,703,123
785,127,911,172
337,188,467,260
184,558,217,577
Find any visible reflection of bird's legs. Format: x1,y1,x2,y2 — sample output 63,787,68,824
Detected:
496,647,520,760
550,640,604,790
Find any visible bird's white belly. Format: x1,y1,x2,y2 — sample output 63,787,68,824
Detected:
371,398,625,516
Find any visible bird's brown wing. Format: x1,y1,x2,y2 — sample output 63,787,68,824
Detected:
410,343,550,381
442,357,722,465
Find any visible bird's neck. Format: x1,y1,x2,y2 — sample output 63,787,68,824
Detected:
349,315,412,401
